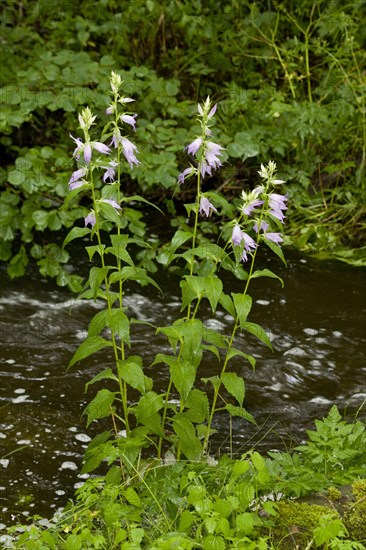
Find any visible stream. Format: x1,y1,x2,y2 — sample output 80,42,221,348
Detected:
0,249,365,528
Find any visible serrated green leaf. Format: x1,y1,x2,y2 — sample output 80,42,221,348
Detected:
251,268,284,287
69,336,113,368
172,414,202,460
63,226,91,248
219,292,236,318
204,276,223,312
85,367,119,392
221,372,245,406
242,322,273,350
225,404,256,424
227,347,256,368
124,487,141,507
107,308,130,344
89,266,111,298
118,356,146,394
84,389,115,426
232,293,252,326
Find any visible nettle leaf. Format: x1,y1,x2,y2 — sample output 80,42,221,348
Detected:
118,356,146,394
185,389,209,423
242,322,273,350
219,292,236,318
136,391,164,434
264,239,287,266
69,336,113,368
202,326,227,348
155,327,182,352
251,268,284,287
232,293,252,326
88,308,109,337
172,414,202,461
106,233,134,266
85,367,119,392
124,487,141,508
179,318,203,367
170,359,196,403
169,229,193,256
107,309,130,345
180,275,205,309
202,375,220,392
63,226,91,248
225,404,256,425
227,347,256,369
89,266,112,298
84,389,116,427
204,276,223,312
109,266,161,292
221,372,245,406
86,244,105,261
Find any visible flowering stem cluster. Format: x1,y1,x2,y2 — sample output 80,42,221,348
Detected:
65,75,288,473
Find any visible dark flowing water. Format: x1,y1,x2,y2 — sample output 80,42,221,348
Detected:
0,250,365,529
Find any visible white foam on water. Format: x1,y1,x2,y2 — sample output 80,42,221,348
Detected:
60,461,78,471
75,433,91,443
303,328,318,336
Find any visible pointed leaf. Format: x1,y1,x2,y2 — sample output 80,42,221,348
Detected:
219,293,236,318
227,347,256,369
222,372,245,406
232,293,252,326
170,229,193,255
264,239,287,266
172,414,202,460
89,266,112,298
225,404,256,424
118,356,146,394
85,367,119,391
69,336,113,368
242,322,273,350
251,269,284,287
84,389,115,426
88,308,109,337
63,226,91,248
204,276,223,312
107,309,130,344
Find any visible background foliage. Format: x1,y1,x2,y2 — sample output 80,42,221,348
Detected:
1,0,365,287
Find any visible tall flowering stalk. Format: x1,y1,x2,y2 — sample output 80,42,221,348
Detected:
201,160,288,455
65,73,150,473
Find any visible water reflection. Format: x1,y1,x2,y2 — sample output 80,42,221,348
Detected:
0,251,365,526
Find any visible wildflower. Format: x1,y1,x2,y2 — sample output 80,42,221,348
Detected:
121,114,137,130
70,135,110,164
186,137,202,156
100,199,121,211
105,106,114,115
102,161,118,183
69,180,85,191
84,211,96,228
253,221,269,233
121,137,139,168
232,224,244,246
111,128,122,148
178,167,195,184
199,196,217,217
205,141,223,170
269,192,288,222
232,224,257,254
69,167,88,184
264,232,283,244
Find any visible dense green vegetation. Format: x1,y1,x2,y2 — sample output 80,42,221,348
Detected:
1,0,365,288
1,2,365,548
4,407,366,548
